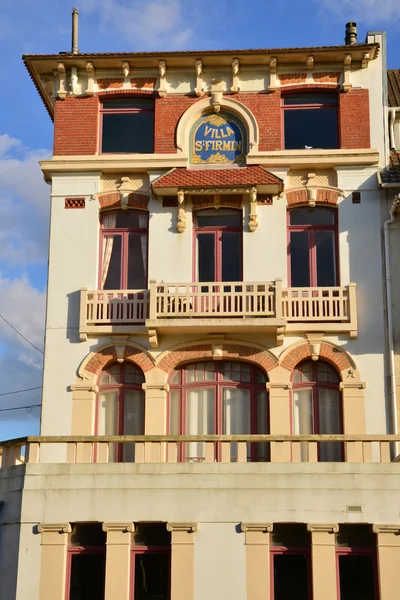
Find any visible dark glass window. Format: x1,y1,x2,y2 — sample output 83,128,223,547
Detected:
68,524,106,600
283,93,339,150
133,554,169,600
101,98,154,153
336,525,378,600
288,208,338,287
273,553,310,600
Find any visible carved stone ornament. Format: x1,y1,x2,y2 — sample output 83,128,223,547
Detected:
307,55,314,70
177,190,186,233
268,57,277,92
122,61,130,78
118,176,135,209
248,187,258,232
195,59,203,97
306,172,318,207
361,53,370,69
158,60,167,97
211,79,224,113
306,333,324,361
231,58,239,93
57,63,67,100
343,54,352,92
85,62,95,95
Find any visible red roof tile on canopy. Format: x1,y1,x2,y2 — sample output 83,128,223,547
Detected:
152,166,284,191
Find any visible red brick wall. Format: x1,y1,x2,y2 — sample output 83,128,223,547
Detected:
339,89,370,149
53,95,99,156
52,88,371,156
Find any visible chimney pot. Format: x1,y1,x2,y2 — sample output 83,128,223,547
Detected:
72,7,79,54
345,22,357,45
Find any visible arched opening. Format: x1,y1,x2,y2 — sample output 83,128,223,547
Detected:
291,359,342,461
169,360,269,462
97,362,145,461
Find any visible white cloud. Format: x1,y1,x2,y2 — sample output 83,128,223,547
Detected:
80,0,193,48
0,134,50,266
314,0,399,23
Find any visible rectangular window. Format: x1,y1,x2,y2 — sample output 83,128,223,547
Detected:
336,525,378,600
283,93,339,150
101,98,154,153
131,524,171,600
271,524,311,600
67,524,106,600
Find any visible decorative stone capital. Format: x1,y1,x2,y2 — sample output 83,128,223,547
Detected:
339,381,367,391
240,523,273,533
122,61,130,78
373,525,400,535
231,58,239,93
266,382,292,391
167,522,199,533
268,57,277,92
307,524,339,534
102,522,135,533
142,383,170,392
195,59,203,97
307,55,314,70
158,60,167,97
38,523,72,535
70,382,99,394
85,62,95,95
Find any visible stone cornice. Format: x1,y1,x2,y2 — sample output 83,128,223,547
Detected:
266,382,292,390
142,383,170,392
102,522,135,533
307,523,339,534
167,522,199,533
38,523,72,534
240,523,273,533
373,525,400,535
339,381,367,390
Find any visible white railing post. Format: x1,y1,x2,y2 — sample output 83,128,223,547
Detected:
79,287,88,339
149,280,158,320
275,278,282,319
348,283,357,337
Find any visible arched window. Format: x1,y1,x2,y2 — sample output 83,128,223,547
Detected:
97,362,145,461
100,210,148,290
291,359,342,461
169,361,268,462
288,207,338,287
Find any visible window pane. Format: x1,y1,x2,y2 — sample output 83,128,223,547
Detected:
317,361,339,383
222,388,250,434
316,230,336,286
115,211,148,229
290,231,310,287
284,108,338,149
103,235,122,289
134,554,169,600
103,98,154,110
339,555,376,600
186,388,215,460
222,232,241,281
98,391,119,435
257,390,269,461
128,233,147,288
124,364,145,384
284,93,338,105
169,391,180,435
197,234,215,281
292,361,313,383
196,210,242,227
293,389,313,435
318,388,341,462
290,208,335,226
273,553,310,600
102,112,154,153
123,390,144,462
69,553,105,600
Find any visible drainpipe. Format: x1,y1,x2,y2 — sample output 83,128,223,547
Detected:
383,194,400,448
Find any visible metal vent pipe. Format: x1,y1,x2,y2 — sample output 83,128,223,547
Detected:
72,7,79,54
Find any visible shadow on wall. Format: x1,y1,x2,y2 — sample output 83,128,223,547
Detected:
0,486,22,600
66,290,82,343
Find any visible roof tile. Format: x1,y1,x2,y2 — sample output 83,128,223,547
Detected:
381,151,400,185
388,70,400,108
152,166,283,190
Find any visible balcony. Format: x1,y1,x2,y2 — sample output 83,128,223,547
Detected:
0,434,398,468
79,281,357,344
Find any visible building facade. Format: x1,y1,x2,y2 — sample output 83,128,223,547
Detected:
1,21,400,600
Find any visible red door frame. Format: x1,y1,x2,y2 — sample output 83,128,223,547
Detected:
192,209,243,282
130,546,171,600
270,547,313,600
335,548,379,600
286,208,339,287
65,547,106,600
168,362,269,462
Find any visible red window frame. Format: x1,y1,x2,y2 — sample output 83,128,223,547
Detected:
291,360,343,461
96,362,145,461
99,97,155,154
130,546,171,600
336,548,379,600
287,207,339,287
65,545,106,600
270,547,312,600
192,209,243,282
281,91,340,150
99,209,149,290
169,361,269,462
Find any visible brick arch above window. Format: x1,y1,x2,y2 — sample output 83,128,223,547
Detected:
156,342,279,377
79,343,155,380
96,191,150,211
286,188,340,207
280,341,357,378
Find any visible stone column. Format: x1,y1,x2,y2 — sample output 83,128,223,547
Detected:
307,524,338,600
142,383,169,461
373,525,400,600
102,522,134,600
69,383,98,462
241,523,273,600
339,381,367,461
38,522,71,600
267,383,291,461
167,523,198,600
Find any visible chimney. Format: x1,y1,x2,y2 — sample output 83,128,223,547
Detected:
345,22,357,45
72,7,79,54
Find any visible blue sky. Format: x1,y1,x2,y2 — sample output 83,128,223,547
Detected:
0,0,399,441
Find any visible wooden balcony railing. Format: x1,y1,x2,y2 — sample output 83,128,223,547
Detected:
1,434,397,468
79,282,357,340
